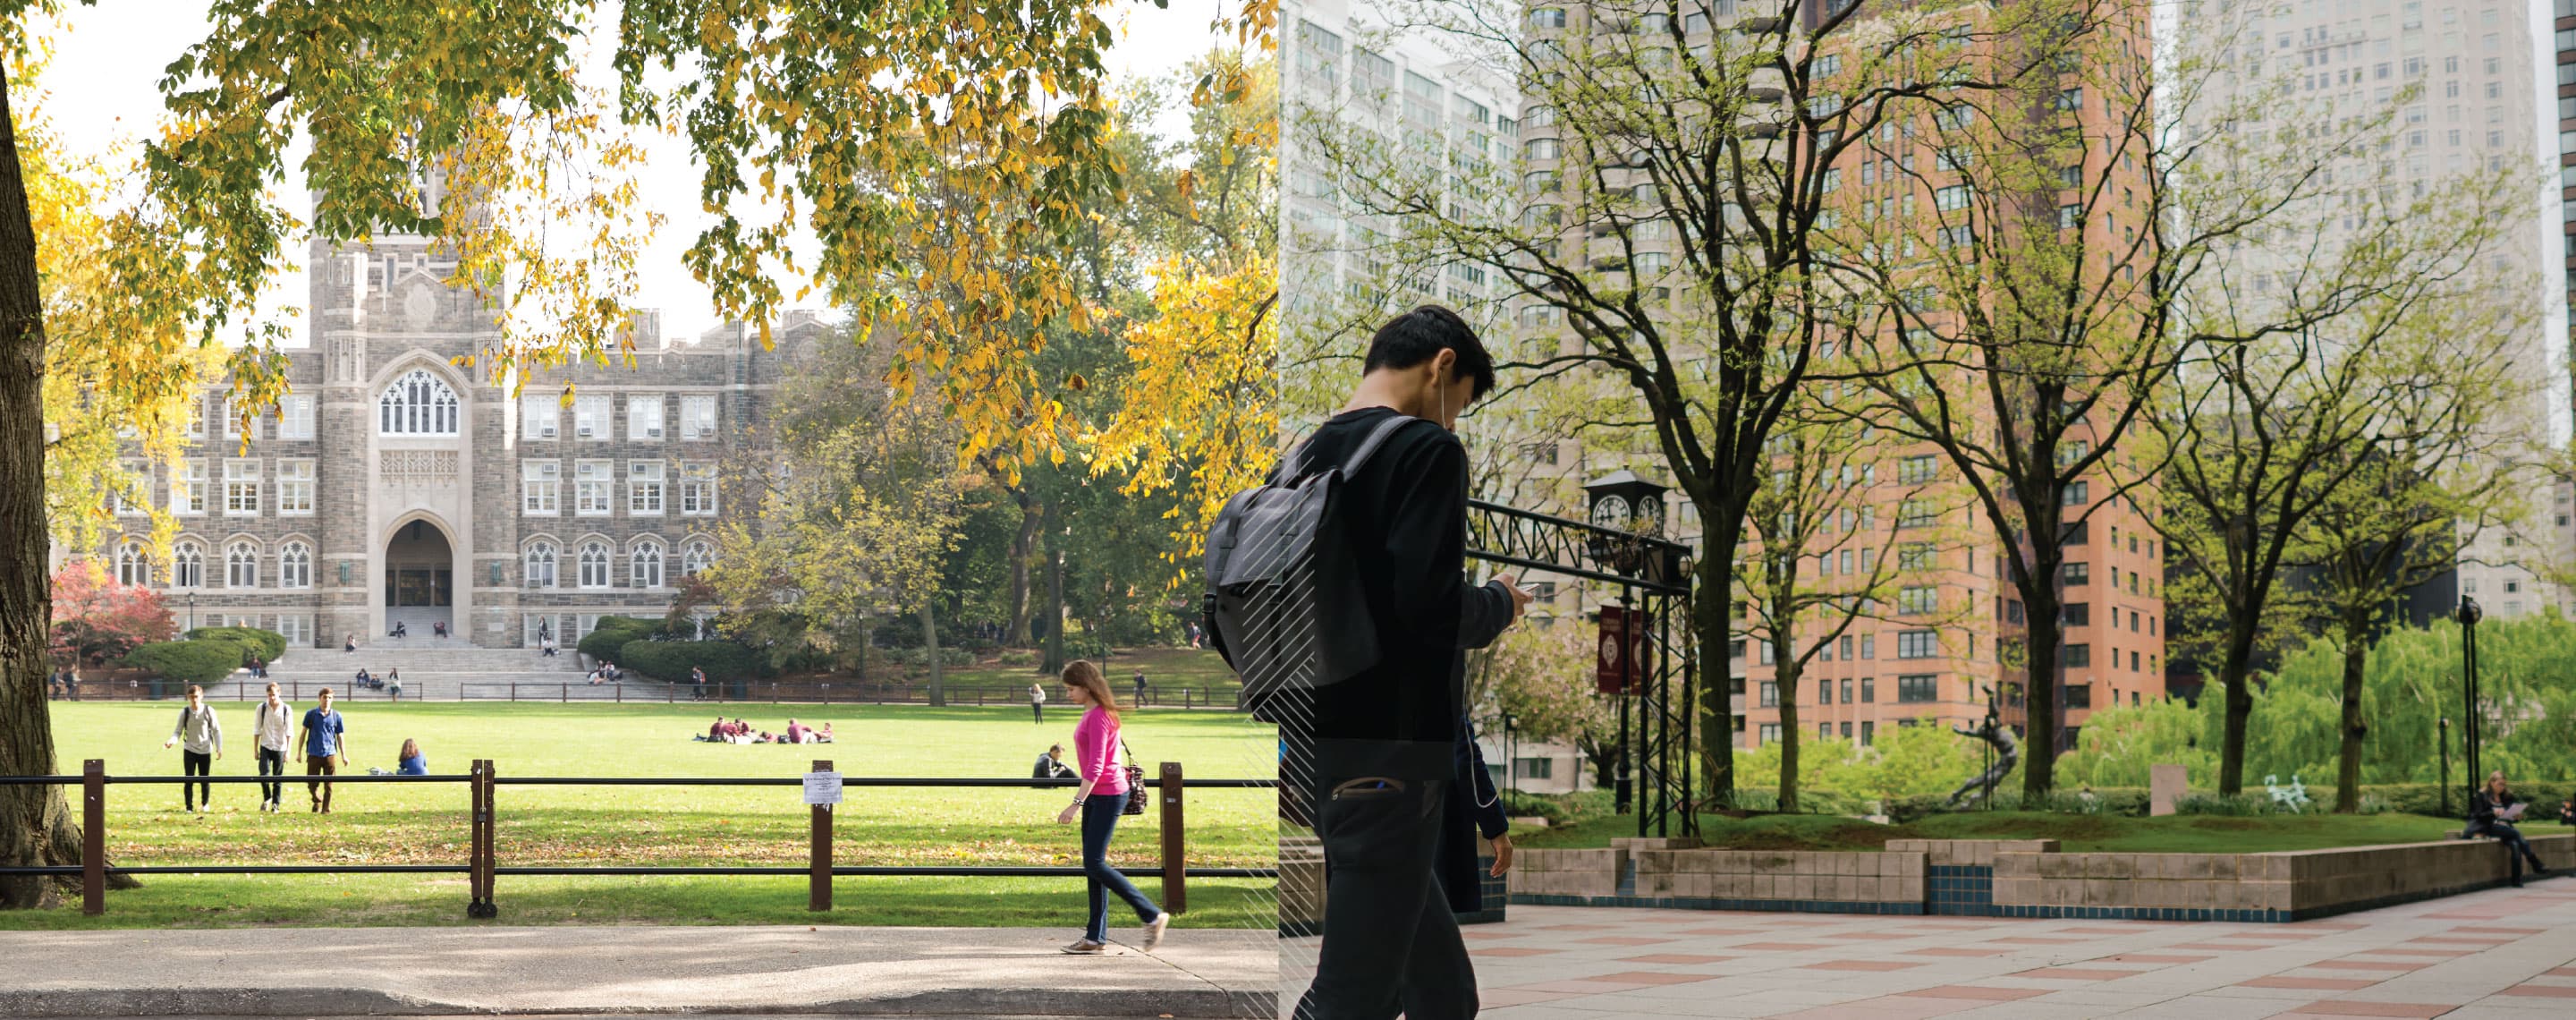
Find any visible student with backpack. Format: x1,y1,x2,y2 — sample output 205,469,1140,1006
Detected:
162,684,225,812
1052,659,1168,956
251,682,296,812
1204,306,1529,1019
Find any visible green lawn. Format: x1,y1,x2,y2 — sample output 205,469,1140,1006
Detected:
6,701,1276,930
1516,809,2491,854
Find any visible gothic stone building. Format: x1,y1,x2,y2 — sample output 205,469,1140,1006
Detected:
97,234,821,650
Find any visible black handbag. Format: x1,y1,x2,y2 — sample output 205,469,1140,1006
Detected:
1119,737,1147,816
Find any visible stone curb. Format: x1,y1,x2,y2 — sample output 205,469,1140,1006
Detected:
0,987,1276,1018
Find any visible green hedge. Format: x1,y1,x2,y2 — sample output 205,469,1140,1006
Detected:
125,640,250,687
617,639,767,684
186,626,287,663
578,616,663,661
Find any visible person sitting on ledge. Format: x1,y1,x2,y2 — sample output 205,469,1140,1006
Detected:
2469,770,2551,888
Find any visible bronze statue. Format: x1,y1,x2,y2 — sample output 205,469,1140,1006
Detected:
1945,684,2021,808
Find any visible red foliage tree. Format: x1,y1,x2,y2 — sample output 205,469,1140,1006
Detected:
48,560,174,666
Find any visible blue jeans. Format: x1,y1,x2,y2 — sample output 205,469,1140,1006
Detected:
1080,792,1159,941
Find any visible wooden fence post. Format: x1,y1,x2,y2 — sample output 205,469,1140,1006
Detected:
81,759,105,915
1158,761,1186,914
810,758,834,912
468,759,497,918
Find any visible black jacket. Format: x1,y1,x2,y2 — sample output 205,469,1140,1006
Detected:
1436,591,1517,915
2470,790,2520,826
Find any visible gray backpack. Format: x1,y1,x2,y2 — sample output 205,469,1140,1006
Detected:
1201,413,1423,718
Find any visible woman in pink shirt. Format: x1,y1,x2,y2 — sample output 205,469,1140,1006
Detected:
1053,659,1167,955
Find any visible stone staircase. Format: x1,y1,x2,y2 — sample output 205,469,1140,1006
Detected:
228,642,677,703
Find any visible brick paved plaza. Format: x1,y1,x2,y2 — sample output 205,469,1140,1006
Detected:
1286,879,2576,1017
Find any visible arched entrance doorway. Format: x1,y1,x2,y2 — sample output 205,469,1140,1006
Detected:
384,517,454,637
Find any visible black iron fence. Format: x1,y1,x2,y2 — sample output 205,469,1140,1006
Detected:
0,761,1275,917
69,678,1243,709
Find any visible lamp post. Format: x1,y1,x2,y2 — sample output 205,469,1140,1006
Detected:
187,591,197,633
2457,596,2482,811
1502,710,1518,800
1583,470,1671,823
2438,716,2453,819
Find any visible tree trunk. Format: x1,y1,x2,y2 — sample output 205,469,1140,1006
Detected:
2019,546,2063,797
919,601,945,708
1042,545,1065,676
2334,613,2369,813
1004,494,1040,647
0,64,123,908
1775,648,1801,812
2215,626,2259,796
1692,531,1738,809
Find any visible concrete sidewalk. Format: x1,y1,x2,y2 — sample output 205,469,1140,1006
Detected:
0,926,1276,1018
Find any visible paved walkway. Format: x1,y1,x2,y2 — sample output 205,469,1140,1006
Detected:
1282,880,2576,1017
0,925,1275,1018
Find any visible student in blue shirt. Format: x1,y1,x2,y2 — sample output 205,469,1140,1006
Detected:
298,688,351,813
396,738,428,776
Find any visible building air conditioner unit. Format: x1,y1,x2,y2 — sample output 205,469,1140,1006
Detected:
647,427,662,438
576,426,594,438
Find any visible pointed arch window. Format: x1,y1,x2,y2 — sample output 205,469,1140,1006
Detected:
525,541,557,589
280,542,312,589
577,541,609,589
226,541,259,588
173,541,205,588
378,369,461,436
631,540,665,589
682,540,715,577
116,541,152,586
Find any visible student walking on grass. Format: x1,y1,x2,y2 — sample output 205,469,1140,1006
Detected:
299,688,350,813
163,684,224,812
251,682,296,812
1052,659,1168,956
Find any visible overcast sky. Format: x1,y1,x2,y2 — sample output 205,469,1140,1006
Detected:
32,1,1233,347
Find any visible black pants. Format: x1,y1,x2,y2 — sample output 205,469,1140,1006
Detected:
2470,819,2546,883
1293,739,1475,1020
257,747,287,804
1032,703,1043,724
182,751,213,809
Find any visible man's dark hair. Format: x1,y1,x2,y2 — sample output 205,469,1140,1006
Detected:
1363,304,1496,402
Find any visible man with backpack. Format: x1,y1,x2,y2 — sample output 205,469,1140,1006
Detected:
251,682,296,812
1206,306,1529,1019
163,684,225,812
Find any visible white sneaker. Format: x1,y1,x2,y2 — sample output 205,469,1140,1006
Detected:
1142,913,1169,951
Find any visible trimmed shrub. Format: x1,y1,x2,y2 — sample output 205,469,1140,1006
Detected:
1885,786,2151,822
186,626,287,662
579,616,663,662
125,640,250,687
618,639,767,684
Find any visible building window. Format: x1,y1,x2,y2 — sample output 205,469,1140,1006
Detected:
276,460,315,514
225,541,258,588
173,540,205,588
2066,684,2093,710
682,540,715,577
116,541,151,585
1860,677,1876,702
1527,6,1565,28
525,541,558,589
279,542,311,589
377,369,461,436
679,463,717,515
1819,680,1833,704
279,395,315,439
1897,499,1936,528
2062,561,2090,585
627,395,665,441
1840,678,1853,703
522,460,561,514
1896,629,1938,659
220,397,252,440
577,541,610,589
680,395,718,440
628,461,665,514
1897,674,1937,702
1898,585,1938,615
1758,723,1780,745
1758,681,1778,707
182,396,206,440
2065,643,2092,668
275,614,310,647
572,394,611,440
113,460,148,514
1860,721,1875,746
223,459,260,514
574,460,613,515
521,395,559,440
1935,184,1972,211
1513,757,1554,779
174,460,208,514
2063,602,2089,626
631,540,664,589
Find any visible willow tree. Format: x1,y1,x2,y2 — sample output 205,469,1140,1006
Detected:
1,0,1255,909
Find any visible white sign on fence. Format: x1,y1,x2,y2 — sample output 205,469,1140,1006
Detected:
802,771,843,806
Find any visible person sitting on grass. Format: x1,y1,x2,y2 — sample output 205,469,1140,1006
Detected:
396,738,429,776
708,716,727,742
2559,796,2574,827
784,718,809,744
816,723,835,744
1033,744,1076,786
